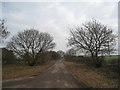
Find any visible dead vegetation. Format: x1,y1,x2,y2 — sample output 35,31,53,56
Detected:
63,61,118,88
3,60,55,80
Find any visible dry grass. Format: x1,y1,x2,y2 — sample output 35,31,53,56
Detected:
63,61,118,88
3,60,55,80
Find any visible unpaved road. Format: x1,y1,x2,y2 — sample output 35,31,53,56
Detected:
3,60,86,88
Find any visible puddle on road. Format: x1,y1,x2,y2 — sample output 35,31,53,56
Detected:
29,74,38,78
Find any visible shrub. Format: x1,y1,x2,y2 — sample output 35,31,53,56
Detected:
35,52,51,65
103,57,119,73
2,48,16,65
49,51,61,60
94,58,104,68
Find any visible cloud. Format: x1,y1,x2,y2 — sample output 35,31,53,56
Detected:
2,2,118,52
2,0,119,2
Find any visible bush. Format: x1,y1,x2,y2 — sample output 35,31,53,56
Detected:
35,52,51,65
2,48,16,65
49,51,61,60
64,55,88,64
94,58,104,68
103,57,119,73
64,55,105,68
80,56,104,68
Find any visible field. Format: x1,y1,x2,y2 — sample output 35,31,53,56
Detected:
63,60,118,88
2,60,55,80
104,56,119,61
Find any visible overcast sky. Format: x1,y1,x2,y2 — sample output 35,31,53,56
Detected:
2,1,118,52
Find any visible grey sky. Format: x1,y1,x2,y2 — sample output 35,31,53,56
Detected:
2,1,118,52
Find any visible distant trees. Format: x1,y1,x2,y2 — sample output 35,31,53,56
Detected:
7,29,56,66
57,50,65,58
64,49,77,61
0,19,10,42
49,51,61,60
66,48,76,56
68,20,116,65
35,51,61,65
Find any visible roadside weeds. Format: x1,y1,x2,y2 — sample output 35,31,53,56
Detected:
63,61,118,88
2,60,56,80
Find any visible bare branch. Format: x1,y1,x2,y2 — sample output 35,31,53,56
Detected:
68,20,117,58
7,29,55,66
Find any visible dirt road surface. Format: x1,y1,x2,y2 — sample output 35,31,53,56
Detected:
2,60,86,88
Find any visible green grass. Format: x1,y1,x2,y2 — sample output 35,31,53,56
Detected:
104,56,118,61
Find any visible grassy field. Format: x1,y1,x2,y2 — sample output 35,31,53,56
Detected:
2,60,55,80
104,56,119,61
63,61,118,88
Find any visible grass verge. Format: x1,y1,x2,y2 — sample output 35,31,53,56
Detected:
63,61,118,88
2,60,55,80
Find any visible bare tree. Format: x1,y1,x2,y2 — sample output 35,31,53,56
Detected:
68,20,116,60
7,29,56,66
0,19,10,42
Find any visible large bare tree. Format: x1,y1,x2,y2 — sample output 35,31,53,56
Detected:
68,20,116,59
7,29,56,66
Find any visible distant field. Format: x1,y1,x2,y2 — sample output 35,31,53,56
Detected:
2,61,55,80
104,56,119,61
